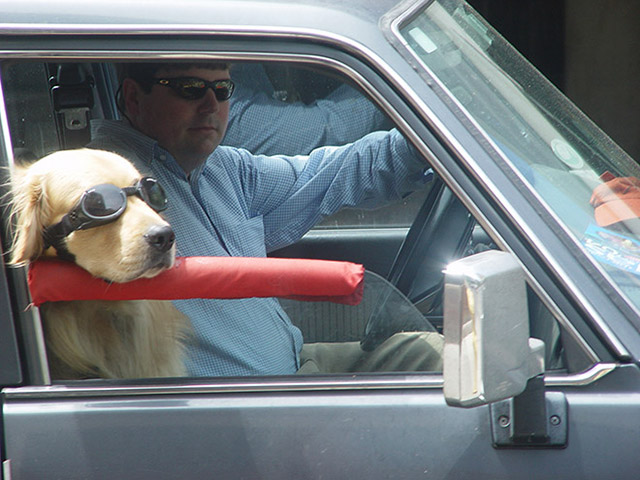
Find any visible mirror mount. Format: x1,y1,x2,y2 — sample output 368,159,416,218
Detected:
489,375,567,448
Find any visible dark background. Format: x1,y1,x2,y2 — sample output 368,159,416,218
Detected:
468,0,640,161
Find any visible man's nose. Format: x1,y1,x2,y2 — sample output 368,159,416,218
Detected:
197,87,220,112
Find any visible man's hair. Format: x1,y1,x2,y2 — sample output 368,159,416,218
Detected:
116,62,231,113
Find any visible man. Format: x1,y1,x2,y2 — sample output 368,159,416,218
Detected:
89,62,442,377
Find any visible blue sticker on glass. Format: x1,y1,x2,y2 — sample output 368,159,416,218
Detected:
582,223,640,275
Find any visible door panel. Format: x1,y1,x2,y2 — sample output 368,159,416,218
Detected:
270,189,431,277
270,227,407,277
3,367,640,479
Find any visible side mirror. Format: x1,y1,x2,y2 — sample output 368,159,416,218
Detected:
442,250,545,408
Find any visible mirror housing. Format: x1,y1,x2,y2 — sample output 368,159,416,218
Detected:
442,250,545,408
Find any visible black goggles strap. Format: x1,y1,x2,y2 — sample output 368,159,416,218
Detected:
42,221,77,263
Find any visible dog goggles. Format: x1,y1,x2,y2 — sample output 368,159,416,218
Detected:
42,177,168,259
151,77,235,101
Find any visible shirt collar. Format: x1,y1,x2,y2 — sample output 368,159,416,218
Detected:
92,119,204,181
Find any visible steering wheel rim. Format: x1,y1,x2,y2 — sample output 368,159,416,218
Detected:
361,177,476,351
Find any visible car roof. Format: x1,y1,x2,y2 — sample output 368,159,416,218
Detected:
0,0,412,70
0,0,415,84
0,0,402,30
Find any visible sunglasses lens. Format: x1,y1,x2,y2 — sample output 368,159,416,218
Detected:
178,86,207,100
83,185,126,217
139,178,168,211
213,81,234,101
171,78,234,101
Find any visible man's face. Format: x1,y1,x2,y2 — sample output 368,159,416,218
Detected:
124,66,231,173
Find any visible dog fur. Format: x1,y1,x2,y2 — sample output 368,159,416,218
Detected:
9,148,189,380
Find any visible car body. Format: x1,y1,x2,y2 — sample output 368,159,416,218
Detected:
1,0,640,478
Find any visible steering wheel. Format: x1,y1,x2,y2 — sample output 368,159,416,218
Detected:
361,176,477,351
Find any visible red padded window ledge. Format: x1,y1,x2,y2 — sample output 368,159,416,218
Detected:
27,256,364,307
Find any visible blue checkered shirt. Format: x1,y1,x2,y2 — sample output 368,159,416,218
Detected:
89,119,428,377
223,64,393,155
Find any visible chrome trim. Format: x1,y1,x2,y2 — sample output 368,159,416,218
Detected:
19,307,51,385
544,362,616,387
2,364,617,400
3,375,445,399
0,68,14,167
0,23,388,61
0,24,362,36
2,460,11,480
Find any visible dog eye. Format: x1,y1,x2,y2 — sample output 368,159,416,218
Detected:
83,189,124,216
138,178,168,212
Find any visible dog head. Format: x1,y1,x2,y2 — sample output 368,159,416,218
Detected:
9,148,176,282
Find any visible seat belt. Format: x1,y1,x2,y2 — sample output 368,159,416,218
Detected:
50,64,94,149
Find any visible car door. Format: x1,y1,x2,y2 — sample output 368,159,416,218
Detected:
2,1,640,479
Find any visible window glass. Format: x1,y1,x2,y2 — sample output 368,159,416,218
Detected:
397,0,640,316
317,190,429,228
2,62,58,161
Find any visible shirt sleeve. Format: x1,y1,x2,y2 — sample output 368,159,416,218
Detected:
231,129,430,252
223,65,392,155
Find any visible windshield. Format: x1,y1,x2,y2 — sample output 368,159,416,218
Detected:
394,0,640,311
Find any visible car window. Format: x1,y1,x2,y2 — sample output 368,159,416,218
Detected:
1,58,571,383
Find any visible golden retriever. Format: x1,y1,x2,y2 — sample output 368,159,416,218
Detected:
8,148,188,380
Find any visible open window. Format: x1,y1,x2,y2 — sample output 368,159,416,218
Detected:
0,57,584,385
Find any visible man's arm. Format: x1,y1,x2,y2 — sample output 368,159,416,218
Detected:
231,128,430,252
223,64,392,155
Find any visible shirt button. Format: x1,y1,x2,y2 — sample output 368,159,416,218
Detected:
159,154,167,161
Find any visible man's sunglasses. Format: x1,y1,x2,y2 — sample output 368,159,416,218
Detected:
151,77,235,101
43,177,168,251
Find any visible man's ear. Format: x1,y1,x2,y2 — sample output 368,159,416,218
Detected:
121,78,143,119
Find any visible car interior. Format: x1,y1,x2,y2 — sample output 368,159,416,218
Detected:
0,59,569,382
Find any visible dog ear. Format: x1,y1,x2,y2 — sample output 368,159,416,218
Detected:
9,168,52,264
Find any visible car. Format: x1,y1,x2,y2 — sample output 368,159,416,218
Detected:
1,0,640,478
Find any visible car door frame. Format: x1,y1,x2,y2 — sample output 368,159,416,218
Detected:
1,22,640,480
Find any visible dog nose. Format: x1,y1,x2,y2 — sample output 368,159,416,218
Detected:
144,225,176,253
